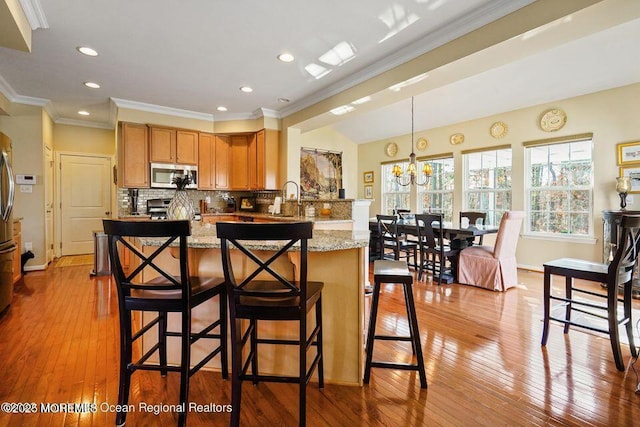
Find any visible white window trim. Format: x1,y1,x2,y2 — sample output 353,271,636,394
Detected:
523,140,594,238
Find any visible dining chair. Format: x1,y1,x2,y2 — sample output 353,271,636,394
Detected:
457,211,525,291
541,214,640,371
216,221,324,427
376,214,418,268
103,220,228,427
459,211,487,245
414,213,459,284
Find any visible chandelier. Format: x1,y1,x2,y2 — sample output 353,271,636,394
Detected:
392,96,433,186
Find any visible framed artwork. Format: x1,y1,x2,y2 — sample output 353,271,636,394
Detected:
617,141,640,166
619,166,640,193
363,171,374,183
364,185,373,199
300,148,343,199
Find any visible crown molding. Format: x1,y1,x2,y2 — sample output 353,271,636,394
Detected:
111,97,214,121
18,0,49,30
257,108,281,119
55,117,113,130
279,0,534,118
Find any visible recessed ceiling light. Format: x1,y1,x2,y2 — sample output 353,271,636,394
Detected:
78,110,90,116
278,53,295,63
217,106,227,112
240,86,253,93
77,46,98,56
278,98,290,103
84,81,100,89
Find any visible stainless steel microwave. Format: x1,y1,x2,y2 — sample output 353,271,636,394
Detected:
150,163,198,189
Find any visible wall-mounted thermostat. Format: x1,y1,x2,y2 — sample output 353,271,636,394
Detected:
16,174,36,185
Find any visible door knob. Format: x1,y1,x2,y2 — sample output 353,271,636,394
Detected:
105,211,111,215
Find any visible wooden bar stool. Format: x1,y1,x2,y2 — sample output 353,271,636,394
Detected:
541,214,640,371
363,260,427,388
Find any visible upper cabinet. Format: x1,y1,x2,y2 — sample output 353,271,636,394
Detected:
257,129,280,190
118,122,149,188
150,126,198,165
229,134,250,190
176,130,199,164
214,135,230,189
198,132,215,190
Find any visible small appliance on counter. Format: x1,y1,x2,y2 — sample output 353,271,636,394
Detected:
225,197,236,213
147,198,201,220
147,198,171,220
129,188,140,215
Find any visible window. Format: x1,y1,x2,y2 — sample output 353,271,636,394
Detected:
463,148,512,226
417,157,454,222
381,162,410,215
525,138,593,237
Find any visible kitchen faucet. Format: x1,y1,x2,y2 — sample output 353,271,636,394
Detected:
282,180,301,217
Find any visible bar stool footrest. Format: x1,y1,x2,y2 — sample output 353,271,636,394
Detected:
374,334,412,342
370,361,423,371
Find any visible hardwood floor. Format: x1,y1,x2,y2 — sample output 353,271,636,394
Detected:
1,260,640,426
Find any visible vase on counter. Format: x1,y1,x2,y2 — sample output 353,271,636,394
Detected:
167,176,195,220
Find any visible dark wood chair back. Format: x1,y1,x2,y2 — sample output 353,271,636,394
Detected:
216,221,313,310
460,211,487,244
103,220,192,307
376,214,399,259
609,214,640,284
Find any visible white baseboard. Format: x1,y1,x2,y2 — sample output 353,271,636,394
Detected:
518,263,543,273
24,264,47,272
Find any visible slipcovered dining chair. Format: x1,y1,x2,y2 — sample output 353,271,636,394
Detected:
457,211,525,291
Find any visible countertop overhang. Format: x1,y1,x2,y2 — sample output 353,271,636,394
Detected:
138,221,368,252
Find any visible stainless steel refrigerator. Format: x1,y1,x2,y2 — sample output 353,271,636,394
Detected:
0,132,16,314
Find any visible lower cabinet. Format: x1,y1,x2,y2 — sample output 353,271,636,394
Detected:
12,220,22,284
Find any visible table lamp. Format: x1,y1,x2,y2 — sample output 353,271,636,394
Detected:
616,176,631,210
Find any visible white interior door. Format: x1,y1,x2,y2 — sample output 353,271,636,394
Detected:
45,147,54,263
60,154,111,255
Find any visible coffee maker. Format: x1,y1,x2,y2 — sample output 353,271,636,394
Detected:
129,188,139,215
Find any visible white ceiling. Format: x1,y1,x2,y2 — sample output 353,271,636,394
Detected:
0,0,639,143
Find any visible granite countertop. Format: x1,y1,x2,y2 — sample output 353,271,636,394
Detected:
202,212,353,223
138,221,368,252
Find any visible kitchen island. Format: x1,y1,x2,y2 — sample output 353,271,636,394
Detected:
136,220,369,386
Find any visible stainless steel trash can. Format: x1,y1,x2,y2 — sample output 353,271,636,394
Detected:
90,230,111,277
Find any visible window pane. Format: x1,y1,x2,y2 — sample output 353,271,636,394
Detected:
463,148,512,226
418,157,454,222
525,139,593,237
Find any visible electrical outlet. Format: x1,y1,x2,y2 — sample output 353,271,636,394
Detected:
25,242,33,251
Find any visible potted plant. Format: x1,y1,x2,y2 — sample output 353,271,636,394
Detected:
167,175,195,220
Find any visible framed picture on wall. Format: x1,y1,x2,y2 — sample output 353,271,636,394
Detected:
363,171,374,183
364,185,373,199
620,166,640,193
617,141,640,166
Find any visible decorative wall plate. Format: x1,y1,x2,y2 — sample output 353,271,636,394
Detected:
385,142,398,157
540,109,567,132
450,133,464,145
416,137,428,151
490,121,508,138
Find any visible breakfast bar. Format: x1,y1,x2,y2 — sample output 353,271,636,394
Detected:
136,221,370,386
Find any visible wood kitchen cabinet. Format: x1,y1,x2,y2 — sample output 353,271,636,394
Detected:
214,135,230,189
12,220,21,285
229,134,250,190
118,122,149,188
250,129,280,190
198,132,215,190
150,126,198,165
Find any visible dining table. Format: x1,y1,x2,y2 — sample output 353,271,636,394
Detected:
369,216,500,283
